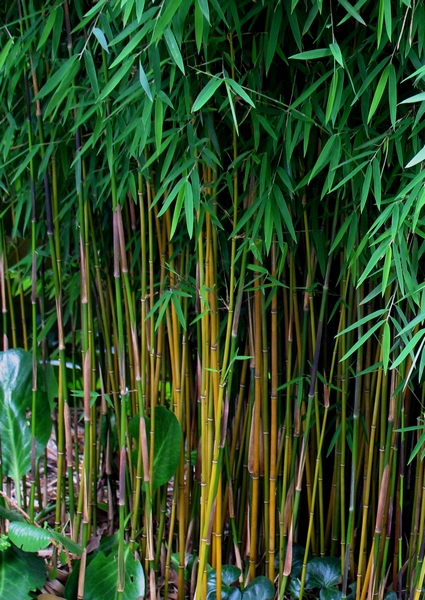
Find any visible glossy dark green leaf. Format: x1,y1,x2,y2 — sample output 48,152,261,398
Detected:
305,557,341,589
241,576,275,599
0,544,46,600
84,547,145,600
129,406,182,492
0,350,51,496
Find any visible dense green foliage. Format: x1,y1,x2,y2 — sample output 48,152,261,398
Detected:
2,0,425,598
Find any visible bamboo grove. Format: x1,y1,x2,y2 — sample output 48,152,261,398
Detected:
2,0,425,598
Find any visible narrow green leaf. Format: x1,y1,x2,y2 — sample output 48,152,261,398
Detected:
185,180,194,238
357,240,388,287
164,27,185,74
225,78,255,108
155,96,163,151
406,144,425,168
391,329,425,370
93,27,109,53
330,160,369,193
37,8,58,50
98,57,133,100
291,71,332,110
109,23,153,69
273,184,296,242
290,49,333,60
225,80,239,135
196,0,210,23
367,64,390,123
372,158,381,208
84,50,99,97
330,213,355,253
397,312,425,337
336,308,388,337
266,6,283,73
325,70,339,125
399,92,425,104
382,322,391,374
192,76,223,111
0,39,13,71
152,0,185,41
384,0,392,41
36,55,79,99
307,135,338,184
72,0,107,32
340,320,386,362
388,63,397,127
329,42,344,67
381,245,392,296
337,0,366,25
157,179,185,217
194,0,204,52
139,61,153,101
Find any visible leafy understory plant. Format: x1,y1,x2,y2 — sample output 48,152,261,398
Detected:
0,510,82,600
207,565,275,599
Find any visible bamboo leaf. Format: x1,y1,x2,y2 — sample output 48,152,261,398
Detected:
372,158,382,208
192,76,223,111
382,321,391,374
399,92,425,104
290,49,333,60
381,245,392,296
367,64,390,123
98,57,133,100
84,50,99,97
184,180,194,238
0,39,13,71
273,184,296,242
36,55,79,99
307,135,338,184
406,145,425,168
36,8,58,50
196,0,210,23
164,27,185,74
109,23,153,69
340,320,386,362
391,328,425,370
93,27,109,53
336,308,388,337
139,61,153,101
329,42,344,67
266,6,283,73
225,78,255,108
388,63,397,127
155,96,163,151
152,0,185,41
337,0,366,25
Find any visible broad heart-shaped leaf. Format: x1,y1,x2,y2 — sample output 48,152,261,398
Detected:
305,557,341,589
241,576,275,599
288,577,301,599
0,349,52,494
278,542,308,578
0,543,46,599
207,567,242,599
320,587,342,600
129,406,182,492
8,521,82,555
83,546,145,600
